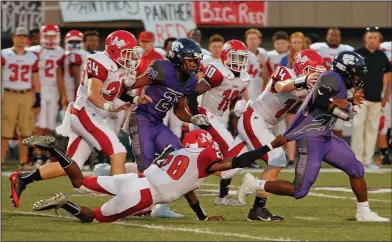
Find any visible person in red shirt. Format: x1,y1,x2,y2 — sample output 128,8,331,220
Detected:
137,31,164,74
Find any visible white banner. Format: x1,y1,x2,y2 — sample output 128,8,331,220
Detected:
59,2,142,22
141,2,195,47
60,2,196,47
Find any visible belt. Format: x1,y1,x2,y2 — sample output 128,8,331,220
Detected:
4,88,31,94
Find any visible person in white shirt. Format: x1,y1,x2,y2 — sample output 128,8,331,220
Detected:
267,31,289,74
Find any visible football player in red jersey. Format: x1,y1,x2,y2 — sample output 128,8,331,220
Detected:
24,130,287,222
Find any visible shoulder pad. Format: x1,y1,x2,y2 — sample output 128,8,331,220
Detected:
267,50,278,57
310,42,327,50
272,66,296,81
341,44,354,51
89,52,118,72
257,47,268,60
145,59,167,82
26,45,42,53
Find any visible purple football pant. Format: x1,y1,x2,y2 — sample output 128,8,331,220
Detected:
128,112,182,172
293,136,364,199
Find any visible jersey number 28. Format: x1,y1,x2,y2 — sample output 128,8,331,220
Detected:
161,155,190,180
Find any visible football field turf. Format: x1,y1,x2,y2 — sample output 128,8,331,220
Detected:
2,169,391,241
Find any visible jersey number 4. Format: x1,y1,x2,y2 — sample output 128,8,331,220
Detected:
161,155,190,180
275,99,303,118
8,64,30,82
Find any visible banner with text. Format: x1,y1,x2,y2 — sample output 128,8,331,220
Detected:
60,2,195,47
1,1,43,38
194,1,266,26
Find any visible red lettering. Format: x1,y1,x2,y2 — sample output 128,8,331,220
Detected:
155,24,165,46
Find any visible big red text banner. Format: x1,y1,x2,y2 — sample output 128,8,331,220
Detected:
194,1,266,26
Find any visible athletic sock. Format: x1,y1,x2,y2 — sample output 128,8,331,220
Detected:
253,196,267,208
20,169,42,185
62,201,81,215
219,179,231,198
357,201,370,212
51,147,74,169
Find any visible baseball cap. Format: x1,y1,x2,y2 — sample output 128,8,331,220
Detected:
14,26,29,36
139,31,154,42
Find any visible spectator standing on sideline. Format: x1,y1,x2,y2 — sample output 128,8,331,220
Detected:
201,34,225,67
188,28,212,57
1,27,41,170
310,28,354,138
244,29,269,102
352,28,392,169
83,30,100,54
154,37,176,57
280,32,308,168
376,40,392,165
267,31,289,74
28,28,40,47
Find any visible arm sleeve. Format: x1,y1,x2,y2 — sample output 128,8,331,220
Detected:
145,59,166,83
1,55,5,66
57,54,65,66
86,57,108,81
270,66,293,93
311,74,342,112
384,53,392,72
70,52,83,66
231,145,271,168
203,64,224,88
187,90,200,115
32,58,39,72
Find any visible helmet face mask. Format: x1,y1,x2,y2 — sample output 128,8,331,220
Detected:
64,30,83,51
332,51,367,90
40,24,60,49
220,40,249,72
167,38,203,77
104,30,141,71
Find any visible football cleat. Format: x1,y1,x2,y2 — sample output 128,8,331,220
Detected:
215,196,244,206
151,204,184,218
22,136,57,150
93,163,111,176
33,193,69,211
356,210,389,222
9,172,26,208
237,173,257,204
247,207,284,221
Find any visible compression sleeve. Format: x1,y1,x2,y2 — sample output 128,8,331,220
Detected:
232,145,271,168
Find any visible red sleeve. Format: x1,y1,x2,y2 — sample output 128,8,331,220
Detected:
203,64,224,88
270,66,293,93
1,55,5,66
57,54,65,66
197,147,221,178
70,52,83,65
32,58,39,72
86,57,108,81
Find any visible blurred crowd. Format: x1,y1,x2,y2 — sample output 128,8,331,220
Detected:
1,25,391,171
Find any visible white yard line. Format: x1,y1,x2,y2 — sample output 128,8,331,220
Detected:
313,187,392,194
307,192,390,203
2,210,293,241
294,217,319,221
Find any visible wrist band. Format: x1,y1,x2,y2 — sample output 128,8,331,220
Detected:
103,102,113,111
294,75,307,88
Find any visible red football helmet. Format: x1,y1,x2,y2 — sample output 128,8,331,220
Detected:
293,49,326,76
182,130,217,149
40,23,60,49
220,40,249,72
104,30,141,70
65,30,83,51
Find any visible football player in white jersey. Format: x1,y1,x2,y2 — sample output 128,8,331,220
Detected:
223,50,326,221
26,130,287,222
310,28,354,138
1,26,40,170
64,30,86,103
267,31,290,136
9,30,150,208
186,40,250,205
244,28,269,102
377,41,392,165
28,24,67,136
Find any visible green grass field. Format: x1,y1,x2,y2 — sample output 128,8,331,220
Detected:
2,169,391,241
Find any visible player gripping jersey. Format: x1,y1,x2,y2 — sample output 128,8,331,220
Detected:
238,51,389,222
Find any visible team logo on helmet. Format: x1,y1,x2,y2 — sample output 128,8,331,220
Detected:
110,36,126,47
295,53,310,64
172,41,184,52
342,54,357,65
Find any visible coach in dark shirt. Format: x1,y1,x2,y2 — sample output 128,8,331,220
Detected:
351,28,392,169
